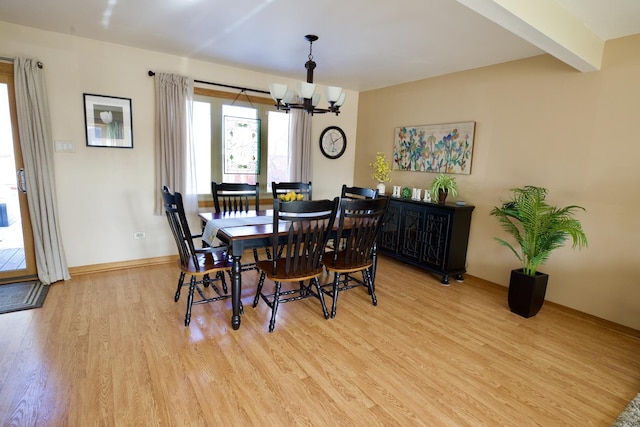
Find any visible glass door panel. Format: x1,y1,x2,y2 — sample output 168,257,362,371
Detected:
0,63,36,283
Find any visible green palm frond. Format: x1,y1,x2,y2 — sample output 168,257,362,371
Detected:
490,186,588,276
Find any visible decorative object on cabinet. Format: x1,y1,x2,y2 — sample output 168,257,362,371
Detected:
393,121,475,174
490,186,588,318
84,93,133,148
401,187,411,199
430,173,458,204
319,126,347,159
379,197,474,285
370,152,391,194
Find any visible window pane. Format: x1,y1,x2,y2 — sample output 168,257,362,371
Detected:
267,111,291,188
193,101,211,194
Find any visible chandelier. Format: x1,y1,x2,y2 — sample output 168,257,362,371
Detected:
269,35,345,116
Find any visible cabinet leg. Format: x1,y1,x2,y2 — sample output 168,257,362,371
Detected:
441,275,450,286
456,274,464,282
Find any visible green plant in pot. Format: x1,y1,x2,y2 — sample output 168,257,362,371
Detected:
490,186,588,318
430,173,458,203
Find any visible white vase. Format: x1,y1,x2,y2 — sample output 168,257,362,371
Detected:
376,182,386,195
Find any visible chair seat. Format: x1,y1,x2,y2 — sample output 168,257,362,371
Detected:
180,251,230,275
322,250,373,273
257,259,324,282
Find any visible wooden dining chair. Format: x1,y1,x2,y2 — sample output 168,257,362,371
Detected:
211,182,264,269
211,182,260,214
163,186,226,299
253,197,339,332
271,181,313,200
325,184,380,254
321,197,389,318
340,184,379,200
163,187,231,326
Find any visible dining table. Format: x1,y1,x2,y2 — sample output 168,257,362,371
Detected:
199,208,378,330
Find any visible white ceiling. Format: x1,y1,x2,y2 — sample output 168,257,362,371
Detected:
1,0,639,92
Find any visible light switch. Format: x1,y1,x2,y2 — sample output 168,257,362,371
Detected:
54,140,75,153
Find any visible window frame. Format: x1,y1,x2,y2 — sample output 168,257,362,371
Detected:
193,87,284,205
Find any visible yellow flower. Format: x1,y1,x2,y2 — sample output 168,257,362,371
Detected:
370,152,391,183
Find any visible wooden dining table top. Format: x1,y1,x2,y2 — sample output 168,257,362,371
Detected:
199,209,282,243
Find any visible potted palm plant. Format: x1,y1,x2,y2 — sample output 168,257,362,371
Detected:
430,173,458,203
490,186,588,317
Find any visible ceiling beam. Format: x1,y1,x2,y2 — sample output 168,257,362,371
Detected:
457,0,604,71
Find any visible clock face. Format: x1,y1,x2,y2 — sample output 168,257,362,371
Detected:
319,126,347,159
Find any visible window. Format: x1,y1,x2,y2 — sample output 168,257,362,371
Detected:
193,89,290,197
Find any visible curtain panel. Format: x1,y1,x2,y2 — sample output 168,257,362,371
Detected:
13,57,70,284
154,73,196,215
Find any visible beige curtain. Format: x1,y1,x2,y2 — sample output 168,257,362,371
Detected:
13,58,70,285
154,73,196,215
289,107,312,182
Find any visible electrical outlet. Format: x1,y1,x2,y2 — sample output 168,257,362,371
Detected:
133,231,146,240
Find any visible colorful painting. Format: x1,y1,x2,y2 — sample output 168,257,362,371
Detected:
223,116,260,174
393,121,475,174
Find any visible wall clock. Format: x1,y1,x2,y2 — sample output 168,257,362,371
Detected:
319,126,347,159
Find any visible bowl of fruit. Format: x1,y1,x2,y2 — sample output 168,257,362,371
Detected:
278,191,304,202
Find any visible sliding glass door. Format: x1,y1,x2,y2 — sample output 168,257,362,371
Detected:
0,62,36,283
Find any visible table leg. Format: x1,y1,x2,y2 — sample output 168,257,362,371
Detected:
231,254,242,330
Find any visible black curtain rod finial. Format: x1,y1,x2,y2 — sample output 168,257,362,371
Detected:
148,70,155,76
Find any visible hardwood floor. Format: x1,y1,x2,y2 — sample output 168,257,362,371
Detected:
0,255,638,426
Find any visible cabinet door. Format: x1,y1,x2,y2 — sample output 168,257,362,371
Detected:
399,204,426,262
379,200,402,252
420,210,451,269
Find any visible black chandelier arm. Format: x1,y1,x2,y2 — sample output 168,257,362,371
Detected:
273,101,340,116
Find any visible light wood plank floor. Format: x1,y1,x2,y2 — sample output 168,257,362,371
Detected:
0,255,638,426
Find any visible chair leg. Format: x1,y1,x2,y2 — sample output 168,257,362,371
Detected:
268,282,282,333
185,275,196,326
175,272,185,302
218,271,228,294
364,268,377,306
313,277,329,319
331,272,341,318
253,272,266,308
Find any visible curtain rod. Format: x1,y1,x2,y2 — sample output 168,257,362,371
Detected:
147,70,270,95
0,56,44,68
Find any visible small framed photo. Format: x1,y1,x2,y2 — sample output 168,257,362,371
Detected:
83,94,133,148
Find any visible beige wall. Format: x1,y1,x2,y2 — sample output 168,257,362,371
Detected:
2,20,638,329
0,21,358,268
355,35,640,330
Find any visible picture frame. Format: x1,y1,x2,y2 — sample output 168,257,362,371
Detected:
393,121,475,175
83,94,133,148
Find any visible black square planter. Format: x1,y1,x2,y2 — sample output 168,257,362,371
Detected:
508,269,549,318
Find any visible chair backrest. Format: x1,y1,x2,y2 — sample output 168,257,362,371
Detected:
271,181,313,200
340,185,379,200
162,187,201,271
269,197,339,278
212,182,259,214
328,197,389,268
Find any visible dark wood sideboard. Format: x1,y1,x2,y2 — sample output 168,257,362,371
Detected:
379,196,474,285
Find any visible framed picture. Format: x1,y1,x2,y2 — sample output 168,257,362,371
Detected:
393,121,475,175
223,116,261,174
83,94,133,148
